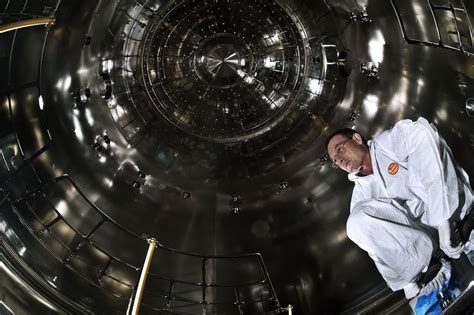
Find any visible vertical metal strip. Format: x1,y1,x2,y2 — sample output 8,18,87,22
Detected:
202,257,207,304
256,254,282,310
166,281,174,310
449,1,465,53
461,0,474,48
427,0,443,45
131,238,157,315
234,287,243,315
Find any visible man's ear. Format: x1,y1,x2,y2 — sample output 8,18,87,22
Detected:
352,133,363,144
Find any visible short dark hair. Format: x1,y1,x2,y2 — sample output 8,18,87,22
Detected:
325,128,367,152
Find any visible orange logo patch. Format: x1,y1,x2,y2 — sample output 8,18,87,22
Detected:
388,162,399,176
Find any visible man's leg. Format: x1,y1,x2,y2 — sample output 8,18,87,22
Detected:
346,199,437,292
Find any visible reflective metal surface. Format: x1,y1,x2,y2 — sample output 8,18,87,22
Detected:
1,0,474,314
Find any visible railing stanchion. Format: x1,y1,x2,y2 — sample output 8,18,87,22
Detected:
0,17,55,33
132,238,157,315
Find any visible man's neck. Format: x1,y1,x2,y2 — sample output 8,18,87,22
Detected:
359,152,373,176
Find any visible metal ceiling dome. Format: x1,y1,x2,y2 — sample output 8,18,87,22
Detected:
1,0,473,314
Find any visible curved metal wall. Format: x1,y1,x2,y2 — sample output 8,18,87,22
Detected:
1,0,473,314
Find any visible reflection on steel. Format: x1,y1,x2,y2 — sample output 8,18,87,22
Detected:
103,0,344,179
132,238,157,315
0,301,14,315
360,62,380,79
0,17,55,34
466,98,474,117
0,88,51,183
138,0,309,143
2,0,474,313
438,287,452,309
391,0,474,56
99,73,112,100
349,111,360,122
349,7,372,23
10,174,284,313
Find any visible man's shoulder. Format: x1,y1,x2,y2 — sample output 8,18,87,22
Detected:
373,117,437,159
375,118,432,143
377,118,412,138
372,119,414,158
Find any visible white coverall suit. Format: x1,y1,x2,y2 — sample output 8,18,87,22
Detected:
346,117,473,291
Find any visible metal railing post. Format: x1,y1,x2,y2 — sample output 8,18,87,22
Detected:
132,238,157,315
0,17,56,34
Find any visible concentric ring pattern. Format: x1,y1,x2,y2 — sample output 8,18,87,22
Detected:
140,0,307,142
104,0,345,179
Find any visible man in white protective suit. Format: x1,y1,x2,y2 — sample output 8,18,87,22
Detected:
325,117,473,302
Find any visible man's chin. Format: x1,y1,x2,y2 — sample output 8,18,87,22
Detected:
349,166,363,175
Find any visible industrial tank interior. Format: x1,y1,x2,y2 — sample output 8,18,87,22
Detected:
1,0,474,314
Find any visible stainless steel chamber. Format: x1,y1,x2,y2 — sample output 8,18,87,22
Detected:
1,0,473,314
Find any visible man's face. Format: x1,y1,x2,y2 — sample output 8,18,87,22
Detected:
327,133,370,174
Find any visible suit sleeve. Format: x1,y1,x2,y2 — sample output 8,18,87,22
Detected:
395,118,460,226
